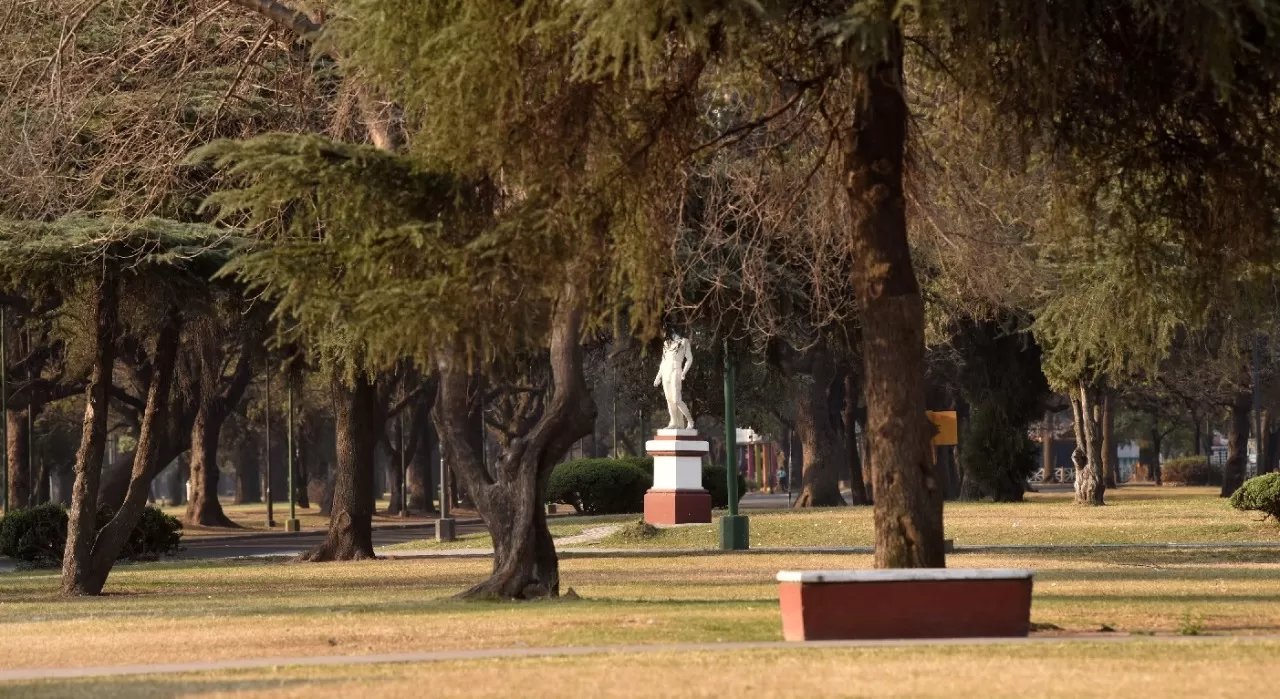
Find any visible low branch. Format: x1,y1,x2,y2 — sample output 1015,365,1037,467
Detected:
227,0,321,38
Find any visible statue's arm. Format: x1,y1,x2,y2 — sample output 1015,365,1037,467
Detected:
680,341,693,379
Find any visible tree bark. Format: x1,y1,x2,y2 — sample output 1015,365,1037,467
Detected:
1222,390,1251,497
60,277,118,595
1042,410,1056,484
6,408,29,510
302,373,382,562
793,351,846,507
233,436,260,504
1262,418,1279,476
1102,393,1118,488
185,405,236,527
843,20,943,567
435,288,594,598
842,373,870,505
1070,381,1104,506
1150,428,1165,485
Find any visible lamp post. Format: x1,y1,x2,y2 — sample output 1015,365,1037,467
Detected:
264,367,275,528
399,411,409,517
719,339,749,550
285,369,300,532
436,452,456,542
1,308,7,515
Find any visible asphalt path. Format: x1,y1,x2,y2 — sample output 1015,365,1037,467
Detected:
177,520,489,561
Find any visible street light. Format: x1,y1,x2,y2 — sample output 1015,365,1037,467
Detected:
719,339,749,550
436,453,456,542
285,368,300,532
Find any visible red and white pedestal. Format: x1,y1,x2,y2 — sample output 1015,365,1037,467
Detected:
644,429,712,525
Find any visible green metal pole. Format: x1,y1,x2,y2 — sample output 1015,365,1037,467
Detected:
1,308,7,515
264,368,274,527
719,339,748,549
286,369,299,531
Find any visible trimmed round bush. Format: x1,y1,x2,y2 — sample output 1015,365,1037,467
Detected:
1162,456,1217,485
0,503,68,567
1230,472,1280,521
701,463,747,509
545,459,651,515
0,504,183,567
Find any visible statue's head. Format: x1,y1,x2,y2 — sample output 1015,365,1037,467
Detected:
664,325,683,341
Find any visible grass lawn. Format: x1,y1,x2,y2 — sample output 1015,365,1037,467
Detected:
12,640,1280,699
3,486,1278,696
387,486,1280,551
2,545,1279,673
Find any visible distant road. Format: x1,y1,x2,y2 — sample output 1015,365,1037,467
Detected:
178,521,488,561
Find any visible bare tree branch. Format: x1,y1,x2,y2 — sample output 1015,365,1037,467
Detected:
227,0,321,38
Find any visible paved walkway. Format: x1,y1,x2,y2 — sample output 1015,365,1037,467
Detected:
380,540,1280,560
4,633,1278,682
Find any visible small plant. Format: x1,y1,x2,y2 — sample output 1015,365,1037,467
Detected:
1229,472,1280,521
1162,457,1218,486
1178,611,1204,636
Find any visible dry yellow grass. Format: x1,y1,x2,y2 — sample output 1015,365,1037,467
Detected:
11,641,1280,698
2,546,1279,673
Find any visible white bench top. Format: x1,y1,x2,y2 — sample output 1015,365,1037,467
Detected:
777,569,1034,583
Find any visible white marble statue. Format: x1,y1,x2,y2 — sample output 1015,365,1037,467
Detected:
654,330,694,430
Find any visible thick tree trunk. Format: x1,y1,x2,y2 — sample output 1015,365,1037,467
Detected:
844,21,943,568
435,289,594,598
1263,419,1279,476
1193,418,1204,456
1071,381,1105,506
33,457,49,506
60,278,118,595
1151,430,1165,485
793,353,846,507
6,408,29,510
1222,391,1251,497
185,406,236,527
1102,393,1118,488
233,437,260,504
409,417,435,511
302,374,381,562
842,373,870,505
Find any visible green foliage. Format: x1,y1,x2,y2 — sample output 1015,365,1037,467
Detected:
0,504,182,568
1229,473,1280,522
1161,457,1218,486
0,503,68,567
116,506,185,562
701,463,748,509
546,458,651,515
960,403,1038,503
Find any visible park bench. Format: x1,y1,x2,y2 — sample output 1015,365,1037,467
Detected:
776,568,1034,641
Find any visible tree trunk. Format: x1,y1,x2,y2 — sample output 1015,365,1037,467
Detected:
1102,393,1118,488
843,20,943,568
1070,382,1104,506
842,373,870,505
1193,417,1204,456
1222,391,1251,497
60,278,118,595
793,352,846,507
1263,419,1280,476
33,457,49,506
1042,410,1056,484
185,405,236,527
233,437,260,504
302,374,381,562
435,289,594,598
6,408,29,510
409,417,435,511
1151,429,1164,486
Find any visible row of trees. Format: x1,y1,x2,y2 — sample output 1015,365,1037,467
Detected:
3,1,1280,597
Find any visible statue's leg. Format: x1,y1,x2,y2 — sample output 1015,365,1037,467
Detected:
676,400,693,430
664,398,679,428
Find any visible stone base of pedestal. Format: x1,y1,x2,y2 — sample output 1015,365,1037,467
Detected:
643,489,712,525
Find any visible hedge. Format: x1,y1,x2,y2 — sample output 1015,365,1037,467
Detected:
0,503,183,568
546,457,747,514
1229,472,1280,521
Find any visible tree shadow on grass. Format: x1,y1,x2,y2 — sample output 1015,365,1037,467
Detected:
14,675,342,699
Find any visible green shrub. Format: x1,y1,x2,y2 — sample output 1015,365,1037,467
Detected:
0,503,68,567
0,504,183,567
701,463,747,509
116,506,184,561
1162,457,1217,485
623,457,746,509
1230,472,1280,521
545,459,650,514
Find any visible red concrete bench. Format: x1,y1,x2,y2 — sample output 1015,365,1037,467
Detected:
777,569,1034,641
